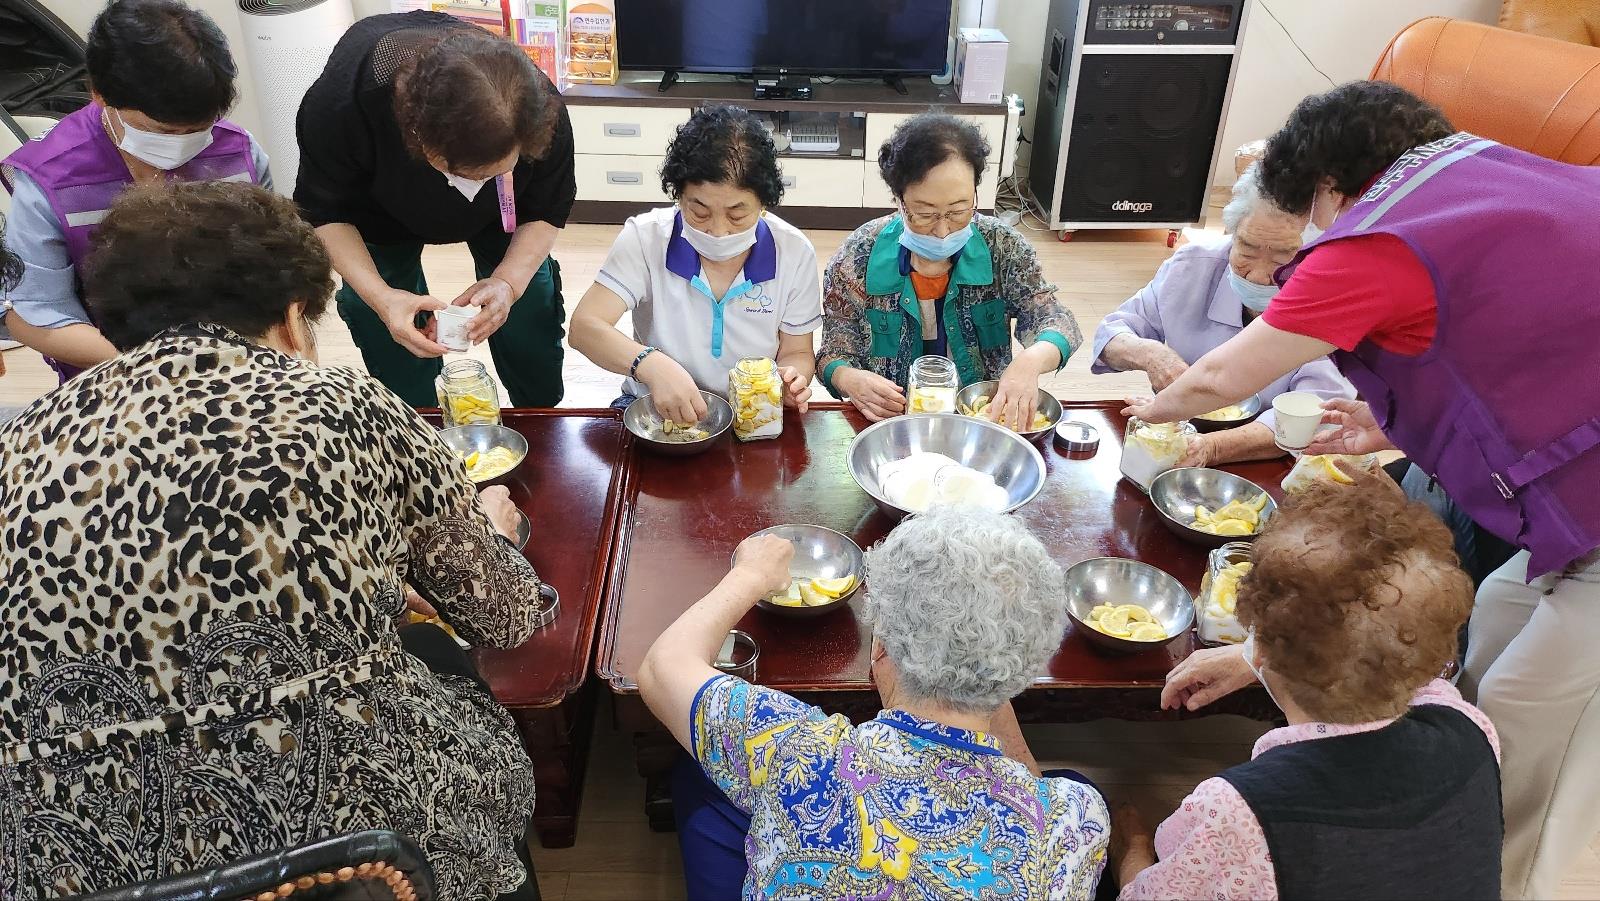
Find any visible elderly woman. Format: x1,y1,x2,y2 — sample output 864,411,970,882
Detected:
817,114,1082,428
570,104,818,426
0,183,545,898
1091,164,1352,466
1124,81,1600,899
1114,475,1502,899
638,509,1110,900
1,0,270,383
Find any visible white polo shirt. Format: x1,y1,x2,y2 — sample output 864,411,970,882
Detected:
594,207,823,397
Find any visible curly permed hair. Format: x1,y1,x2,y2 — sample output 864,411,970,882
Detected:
393,30,560,171
82,182,333,349
1259,81,1454,215
877,113,990,200
1237,473,1473,723
660,105,785,208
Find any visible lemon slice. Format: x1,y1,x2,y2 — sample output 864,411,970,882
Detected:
1211,519,1255,536
798,582,832,607
811,575,857,599
1117,604,1154,624
1129,622,1169,642
464,451,481,469
1097,607,1133,637
1245,492,1269,513
1320,457,1356,485
1088,604,1115,622
738,358,769,376
1235,561,1254,575
1194,505,1213,524
1215,583,1238,615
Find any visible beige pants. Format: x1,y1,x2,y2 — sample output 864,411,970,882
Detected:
1462,548,1600,900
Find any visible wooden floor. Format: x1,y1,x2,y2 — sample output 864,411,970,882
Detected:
5,219,1599,900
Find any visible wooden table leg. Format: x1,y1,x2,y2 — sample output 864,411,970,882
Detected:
508,682,598,849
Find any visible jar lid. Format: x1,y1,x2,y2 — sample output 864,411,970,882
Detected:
1054,420,1100,452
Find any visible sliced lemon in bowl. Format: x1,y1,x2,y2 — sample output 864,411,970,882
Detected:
1116,604,1155,624
1096,607,1134,638
1128,622,1169,642
811,575,857,599
798,582,833,607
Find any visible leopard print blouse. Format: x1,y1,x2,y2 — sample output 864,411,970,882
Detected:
0,325,545,899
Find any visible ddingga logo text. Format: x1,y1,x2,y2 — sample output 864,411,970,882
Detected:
1112,200,1154,213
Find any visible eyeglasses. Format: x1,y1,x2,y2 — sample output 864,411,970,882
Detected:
902,204,977,230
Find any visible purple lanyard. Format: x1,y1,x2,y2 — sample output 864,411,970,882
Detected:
496,171,516,234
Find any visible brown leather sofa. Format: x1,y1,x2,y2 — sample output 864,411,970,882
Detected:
1236,16,1600,173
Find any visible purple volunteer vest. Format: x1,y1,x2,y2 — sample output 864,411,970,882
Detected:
1278,133,1600,578
1,103,259,381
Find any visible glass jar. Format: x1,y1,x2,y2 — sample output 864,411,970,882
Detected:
1119,417,1196,492
435,359,502,428
907,355,959,414
729,356,783,441
1198,542,1254,646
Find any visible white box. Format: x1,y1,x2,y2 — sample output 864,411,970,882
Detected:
956,28,1008,105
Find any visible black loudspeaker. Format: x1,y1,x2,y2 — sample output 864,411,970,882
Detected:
1030,0,1248,235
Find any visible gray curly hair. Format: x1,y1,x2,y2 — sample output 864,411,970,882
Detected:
862,507,1068,714
1221,162,1269,233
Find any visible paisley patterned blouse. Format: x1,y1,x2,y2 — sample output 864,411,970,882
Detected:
692,675,1110,900
0,325,545,899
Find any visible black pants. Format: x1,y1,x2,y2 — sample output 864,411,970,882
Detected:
398,624,542,901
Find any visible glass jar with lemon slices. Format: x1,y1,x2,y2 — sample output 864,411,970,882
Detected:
1282,452,1380,494
729,357,783,441
1119,417,1196,492
1198,541,1253,645
436,359,501,428
907,355,959,414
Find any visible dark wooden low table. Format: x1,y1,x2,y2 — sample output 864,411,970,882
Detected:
452,410,630,848
596,401,1288,828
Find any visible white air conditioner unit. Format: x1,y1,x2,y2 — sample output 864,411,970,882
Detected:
236,0,354,198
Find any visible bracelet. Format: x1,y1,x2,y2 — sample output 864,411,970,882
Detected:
629,346,658,380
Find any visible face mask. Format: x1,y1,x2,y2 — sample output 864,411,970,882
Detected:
898,216,974,261
1301,221,1324,243
1242,629,1285,711
442,171,490,201
1227,268,1279,313
106,108,213,171
682,219,759,262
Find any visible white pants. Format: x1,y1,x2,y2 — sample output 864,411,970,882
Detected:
1462,547,1600,900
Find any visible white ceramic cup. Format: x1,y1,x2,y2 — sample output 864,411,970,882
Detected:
435,305,479,352
1272,391,1326,451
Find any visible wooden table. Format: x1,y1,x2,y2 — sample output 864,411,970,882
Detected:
596,401,1288,827
457,410,630,848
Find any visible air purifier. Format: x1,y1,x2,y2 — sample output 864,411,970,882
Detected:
236,0,355,198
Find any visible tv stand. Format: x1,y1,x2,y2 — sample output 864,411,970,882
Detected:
883,75,909,96
562,75,1007,229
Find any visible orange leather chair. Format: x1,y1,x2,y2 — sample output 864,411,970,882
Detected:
1371,17,1600,165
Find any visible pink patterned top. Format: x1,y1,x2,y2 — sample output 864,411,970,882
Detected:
1119,680,1499,900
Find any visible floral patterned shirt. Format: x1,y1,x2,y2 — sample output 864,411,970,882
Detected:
692,675,1110,900
1119,680,1499,901
817,214,1082,396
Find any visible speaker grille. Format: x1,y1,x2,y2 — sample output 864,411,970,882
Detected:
1059,54,1230,224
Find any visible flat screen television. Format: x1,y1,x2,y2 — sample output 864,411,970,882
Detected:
615,0,952,76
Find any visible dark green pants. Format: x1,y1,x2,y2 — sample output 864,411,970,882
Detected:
336,228,565,408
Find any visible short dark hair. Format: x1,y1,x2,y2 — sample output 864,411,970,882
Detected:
1259,81,1455,215
394,30,560,171
87,0,238,125
83,182,333,349
877,113,990,200
660,105,784,208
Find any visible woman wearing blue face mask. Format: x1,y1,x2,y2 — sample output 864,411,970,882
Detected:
817,114,1081,429
295,11,575,408
1089,164,1353,467
0,0,271,384
570,105,819,428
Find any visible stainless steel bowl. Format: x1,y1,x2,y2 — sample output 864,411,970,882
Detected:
1150,467,1277,548
436,424,529,486
513,510,531,551
954,380,1065,445
1063,557,1195,654
847,413,1047,519
740,524,865,618
1189,394,1265,433
623,391,734,456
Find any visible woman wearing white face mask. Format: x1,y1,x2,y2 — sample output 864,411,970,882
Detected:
0,0,271,384
295,11,576,408
570,105,820,427
1113,475,1502,900
1090,164,1353,467
817,114,1081,428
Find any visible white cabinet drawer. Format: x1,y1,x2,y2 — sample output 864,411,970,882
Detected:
777,158,865,208
574,154,671,202
568,106,691,155
864,111,1006,160
864,162,1001,209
